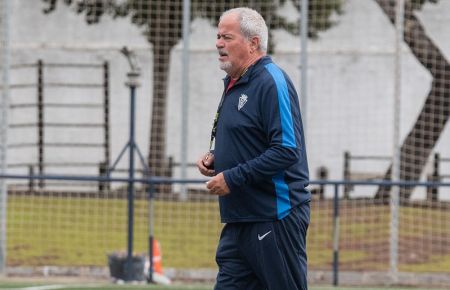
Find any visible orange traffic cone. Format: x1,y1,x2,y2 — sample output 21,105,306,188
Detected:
152,239,163,274
146,239,171,285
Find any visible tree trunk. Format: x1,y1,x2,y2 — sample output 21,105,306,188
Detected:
374,0,450,201
148,41,172,191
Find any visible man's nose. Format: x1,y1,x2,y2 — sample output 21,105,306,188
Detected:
216,38,224,48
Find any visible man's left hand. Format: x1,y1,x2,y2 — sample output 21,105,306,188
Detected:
206,173,230,196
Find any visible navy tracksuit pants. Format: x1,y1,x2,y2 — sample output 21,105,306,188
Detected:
214,202,310,290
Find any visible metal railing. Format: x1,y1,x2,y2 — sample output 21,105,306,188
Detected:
0,172,449,285
7,60,111,188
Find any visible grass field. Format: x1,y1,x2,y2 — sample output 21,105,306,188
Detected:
0,281,443,290
5,194,450,273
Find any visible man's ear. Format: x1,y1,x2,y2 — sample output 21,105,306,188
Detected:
250,36,260,53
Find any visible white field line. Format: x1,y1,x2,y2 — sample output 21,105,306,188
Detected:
3,285,66,290
3,285,102,290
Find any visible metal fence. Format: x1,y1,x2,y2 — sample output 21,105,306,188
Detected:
7,60,111,189
1,0,450,287
0,173,449,286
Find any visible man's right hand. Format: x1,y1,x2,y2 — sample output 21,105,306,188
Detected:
197,152,215,177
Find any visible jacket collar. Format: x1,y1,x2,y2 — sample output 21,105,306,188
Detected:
223,55,272,86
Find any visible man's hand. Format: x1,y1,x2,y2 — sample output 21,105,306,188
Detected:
197,152,215,177
206,173,230,196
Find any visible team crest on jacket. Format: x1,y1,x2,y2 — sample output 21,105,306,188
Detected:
238,94,248,111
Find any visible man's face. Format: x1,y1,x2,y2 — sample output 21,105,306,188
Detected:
216,13,252,77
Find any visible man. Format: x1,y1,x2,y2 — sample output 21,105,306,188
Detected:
196,7,310,290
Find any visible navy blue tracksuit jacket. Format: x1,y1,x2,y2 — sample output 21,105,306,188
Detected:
213,56,310,223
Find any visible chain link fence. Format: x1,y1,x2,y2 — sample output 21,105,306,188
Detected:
0,0,449,287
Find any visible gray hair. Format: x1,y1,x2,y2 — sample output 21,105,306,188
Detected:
220,7,269,52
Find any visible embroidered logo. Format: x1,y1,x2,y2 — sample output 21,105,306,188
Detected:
238,94,248,111
258,231,271,241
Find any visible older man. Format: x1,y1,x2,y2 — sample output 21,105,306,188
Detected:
197,7,311,290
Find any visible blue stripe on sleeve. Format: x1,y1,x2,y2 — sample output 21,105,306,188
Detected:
264,63,296,148
272,171,291,219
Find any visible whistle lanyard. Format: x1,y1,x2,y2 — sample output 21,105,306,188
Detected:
209,90,226,151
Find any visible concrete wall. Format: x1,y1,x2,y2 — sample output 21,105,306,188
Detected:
6,0,450,199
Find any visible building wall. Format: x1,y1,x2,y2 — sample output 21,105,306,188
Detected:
7,0,450,199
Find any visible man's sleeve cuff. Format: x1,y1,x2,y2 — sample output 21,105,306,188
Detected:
223,169,240,192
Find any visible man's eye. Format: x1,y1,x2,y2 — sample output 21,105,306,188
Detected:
217,34,232,40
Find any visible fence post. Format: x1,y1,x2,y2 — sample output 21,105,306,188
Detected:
390,0,405,283
37,59,44,189
147,181,155,283
300,0,309,136
426,153,440,202
0,0,11,275
343,151,351,198
98,162,108,193
179,0,191,201
317,166,328,200
332,183,340,286
103,61,110,171
28,165,35,192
